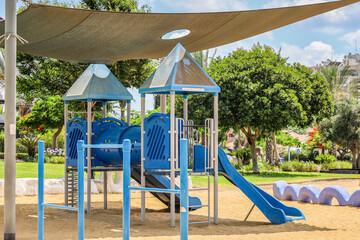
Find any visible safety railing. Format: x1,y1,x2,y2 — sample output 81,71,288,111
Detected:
38,140,125,240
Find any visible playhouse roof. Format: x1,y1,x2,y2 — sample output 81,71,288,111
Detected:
1,1,358,64
63,64,133,101
139,43,220,95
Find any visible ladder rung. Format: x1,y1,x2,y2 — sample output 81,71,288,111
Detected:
189,221,210,225
189,205,208,208
189,188,208,191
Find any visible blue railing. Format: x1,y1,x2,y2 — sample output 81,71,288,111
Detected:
122,138,189,240
38,140,125,240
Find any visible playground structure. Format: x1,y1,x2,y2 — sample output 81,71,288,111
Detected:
60,43,305,231
274,180,360,207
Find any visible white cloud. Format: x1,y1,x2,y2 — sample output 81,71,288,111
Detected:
149,0,248,12
340,29,360,46
166,30,190,39
280,41,342,66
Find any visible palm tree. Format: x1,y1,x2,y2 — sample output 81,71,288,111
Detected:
320,64,359,99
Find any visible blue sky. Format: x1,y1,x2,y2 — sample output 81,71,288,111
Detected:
1,0,360,66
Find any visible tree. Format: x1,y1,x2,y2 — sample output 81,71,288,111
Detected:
206,44,333,173
18,96,64,149
320,97,360,169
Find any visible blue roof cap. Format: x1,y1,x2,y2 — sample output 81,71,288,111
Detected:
63,64,133,101
139,43,220,95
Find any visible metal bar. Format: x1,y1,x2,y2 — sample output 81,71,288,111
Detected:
160,95,167,113
140,94,146,223
189,221,210,225
102,101,107,210
244,204,256,222
127,100,131,126
183,95,188,138
82,144,123,148
38,141,45,240
42,204,78,211
77,141,85,240
188,205,208,208
128,187,180,193
86,100,92,215
214,94,219,224
4,1,17,238
180,139,189,240
208,173,211,226
64,102,69,207
189,188,209,191
122,139,131,240
170,91,175,227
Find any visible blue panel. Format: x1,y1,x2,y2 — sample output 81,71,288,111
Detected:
66,118,87,167
92,118,126,166
144,113,170,170
193,145,208,172
119,125,141,166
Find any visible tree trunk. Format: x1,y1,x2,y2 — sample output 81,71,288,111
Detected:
351,148,357,169
331,142,337,157
265,134,273,165
356,149,360,169
237,131,242,150
52,125,63,149
250,141,259,174
28,147,36,157
120,100,126,122
272,133,282,165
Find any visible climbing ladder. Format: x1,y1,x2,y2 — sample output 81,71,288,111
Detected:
66,166,78,207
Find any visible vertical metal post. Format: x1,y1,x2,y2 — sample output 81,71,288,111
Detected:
127,100,131,126
77,141,85,240
140,94,146,222
86,100,92,214
4,0,17,238
180,139,189,240
213,93,219,224
170,91,175,227
122,139,131,240
183,95,188,138
102,102,107,209
38,141,45,240
64,102,69,206
288,126,291,161
160,94,167,113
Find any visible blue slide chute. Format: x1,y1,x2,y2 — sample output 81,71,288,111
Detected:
217,146,305,224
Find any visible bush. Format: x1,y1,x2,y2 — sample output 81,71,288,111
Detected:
16,141,28,153
45,156,65,164
0,131,4,152
315,154,336,165
0,153,28,160
322,160,352,171
24,155,37,163
280,161,317,172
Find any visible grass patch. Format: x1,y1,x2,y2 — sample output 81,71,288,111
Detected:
0,162,64,179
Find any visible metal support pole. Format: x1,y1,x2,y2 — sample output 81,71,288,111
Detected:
64,102,69,206
77,141,85,240
87,100,92,214
244,204,256,222
127,100,131,126
170,91,175,227
38,141,45,240
122,139,131,240
288,126,291,161
213,93,219,224
180,139,189,240
102,102,107,209
140,94,146,222
160,94,167,113
4,0,17,238
183,95,188,138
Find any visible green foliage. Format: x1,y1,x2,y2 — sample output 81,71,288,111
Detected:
0,131,4,152
24,155,37,163
232,148,252,165
45,156,65,164
17,136,40,157
280,161,317,172
131,108,160,125
315,154,336,165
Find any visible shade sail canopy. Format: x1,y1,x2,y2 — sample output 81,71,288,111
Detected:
140,43,220,95
63,64,133,101
0,1,359,64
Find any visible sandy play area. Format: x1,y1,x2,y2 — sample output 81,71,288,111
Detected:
1,178,360,240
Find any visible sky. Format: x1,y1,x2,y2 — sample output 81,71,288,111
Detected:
1,0,360,110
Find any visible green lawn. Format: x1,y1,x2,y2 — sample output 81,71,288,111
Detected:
0,162,358,185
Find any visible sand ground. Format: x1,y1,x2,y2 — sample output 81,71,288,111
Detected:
1,178,360,240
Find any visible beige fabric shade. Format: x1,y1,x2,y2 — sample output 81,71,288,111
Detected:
0,0,359,64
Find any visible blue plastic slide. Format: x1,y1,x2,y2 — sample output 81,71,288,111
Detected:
131,167,202,210
217,147,305,224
